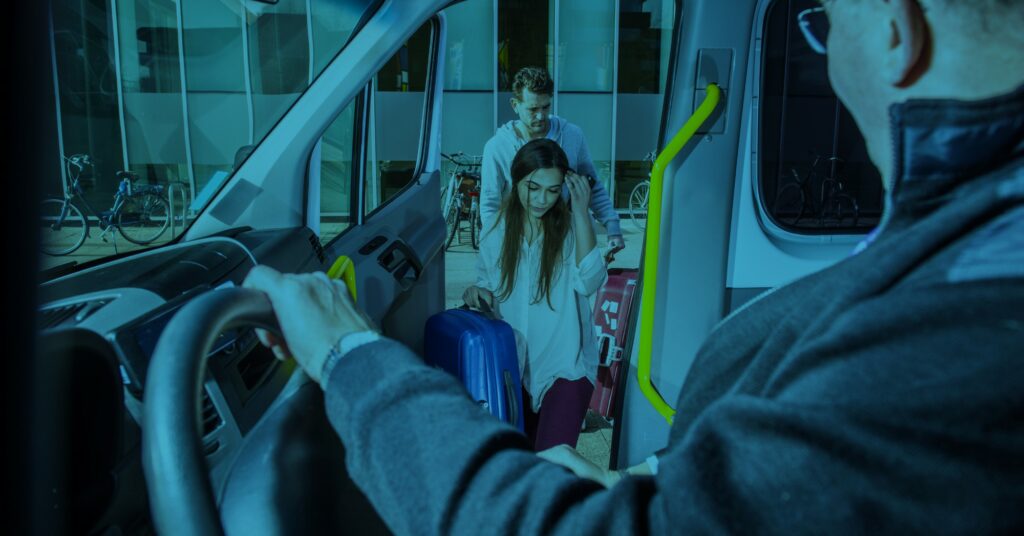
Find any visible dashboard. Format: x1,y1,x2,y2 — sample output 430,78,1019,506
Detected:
37,229,325,530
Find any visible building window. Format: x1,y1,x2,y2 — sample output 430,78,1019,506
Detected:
613,0,674,210
53,0,128,209
617,0,671,94
497,0,552,91
759,0,883,235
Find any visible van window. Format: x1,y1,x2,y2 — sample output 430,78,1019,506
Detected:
364,22,434,216
317,99,360,244
759,0,883,235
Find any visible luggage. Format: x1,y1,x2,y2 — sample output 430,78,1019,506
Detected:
588,269,639,419
424,305,525,432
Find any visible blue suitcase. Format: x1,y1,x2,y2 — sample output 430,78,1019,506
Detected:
424,305,525,432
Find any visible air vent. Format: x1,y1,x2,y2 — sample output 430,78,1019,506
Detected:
39,300,109,329
39,302,88,329
201,390,223,436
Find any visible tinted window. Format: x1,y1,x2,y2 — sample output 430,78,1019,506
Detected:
759,0,883,235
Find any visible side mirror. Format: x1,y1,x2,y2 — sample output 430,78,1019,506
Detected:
232,145,256,170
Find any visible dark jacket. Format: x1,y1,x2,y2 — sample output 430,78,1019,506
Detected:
324,86,1024,534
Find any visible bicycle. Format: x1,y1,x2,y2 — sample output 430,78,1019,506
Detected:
774,165,814,226
628,151,657,232
41,154,171,256
774,154,859,228
441,152,483,250
816,157,860,227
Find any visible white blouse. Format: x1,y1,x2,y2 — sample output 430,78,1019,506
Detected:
475,222,607,411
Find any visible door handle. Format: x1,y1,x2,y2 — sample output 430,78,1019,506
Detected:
377,240,422,290
359,235,388,255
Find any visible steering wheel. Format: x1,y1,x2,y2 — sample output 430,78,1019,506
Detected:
142,287,280,536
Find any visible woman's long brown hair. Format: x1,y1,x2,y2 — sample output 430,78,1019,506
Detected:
494,139,572,309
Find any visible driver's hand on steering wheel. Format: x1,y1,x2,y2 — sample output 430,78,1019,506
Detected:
244,266,376,385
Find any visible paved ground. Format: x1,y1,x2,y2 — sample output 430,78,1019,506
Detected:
444,220,645,468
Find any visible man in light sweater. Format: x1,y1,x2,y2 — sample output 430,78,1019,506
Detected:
481,66,626,260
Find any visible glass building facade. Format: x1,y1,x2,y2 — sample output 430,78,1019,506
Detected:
47,0,675,218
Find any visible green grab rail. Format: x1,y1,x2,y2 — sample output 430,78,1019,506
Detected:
637,83,722,425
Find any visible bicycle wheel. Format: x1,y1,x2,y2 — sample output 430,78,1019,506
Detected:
628,181,650,232
824,193,860,227
470,203,481,250
445,209,463,251
117,192,170,245
41,198,88,256
844,195,860,227
774,182,806,226
440,183,451,214
444,194,462,250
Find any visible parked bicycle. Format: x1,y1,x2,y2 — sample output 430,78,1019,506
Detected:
774,154,859,228
628,151,657,232
816,157,860,227
41,154,171,256
441,152,483,250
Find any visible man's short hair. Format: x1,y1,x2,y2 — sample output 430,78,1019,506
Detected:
512,67,554,100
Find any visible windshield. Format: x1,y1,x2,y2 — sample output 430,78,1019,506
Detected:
41,0,378,272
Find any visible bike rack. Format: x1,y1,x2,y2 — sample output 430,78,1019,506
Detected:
167,182,190,238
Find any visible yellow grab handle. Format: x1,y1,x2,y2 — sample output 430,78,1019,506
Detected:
637,84,722,425
327,255,358,302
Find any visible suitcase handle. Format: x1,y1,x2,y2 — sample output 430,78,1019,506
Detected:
596,333,623,367
503,370,518,428
458,301,499,321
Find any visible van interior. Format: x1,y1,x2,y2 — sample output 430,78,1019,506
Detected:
24,0,889,533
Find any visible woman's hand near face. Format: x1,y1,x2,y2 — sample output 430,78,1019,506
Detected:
565,171,592,212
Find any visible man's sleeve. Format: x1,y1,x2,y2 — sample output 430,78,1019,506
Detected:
576,137,622,237
322,338,669,535
480,140,505,231
661,279,1024,532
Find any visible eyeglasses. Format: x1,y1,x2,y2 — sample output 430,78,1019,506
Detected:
798,7,829,55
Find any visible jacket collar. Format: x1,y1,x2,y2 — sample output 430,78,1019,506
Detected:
888,83,1024,209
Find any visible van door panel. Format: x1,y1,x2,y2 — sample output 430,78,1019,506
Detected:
319,17,446,354
613,0,760,469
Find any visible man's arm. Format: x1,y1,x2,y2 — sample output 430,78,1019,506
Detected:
330,276,1024,533
480,140,506,231
323,338,667,535
242,258,1024,534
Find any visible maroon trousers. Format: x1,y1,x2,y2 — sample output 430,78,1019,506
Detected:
522,377,594,451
